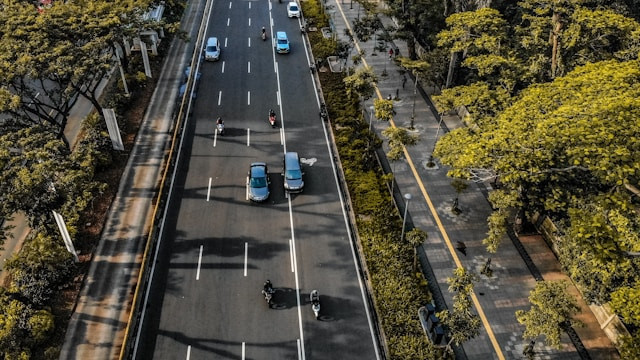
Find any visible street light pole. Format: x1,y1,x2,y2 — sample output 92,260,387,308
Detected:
410,74,418,129
401,193,412,241
369,105,374,130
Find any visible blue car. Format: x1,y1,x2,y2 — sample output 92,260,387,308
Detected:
248,162,270,202
276,31,290,54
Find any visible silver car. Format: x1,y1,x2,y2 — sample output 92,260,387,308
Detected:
204,37,220,61
248,162,270,202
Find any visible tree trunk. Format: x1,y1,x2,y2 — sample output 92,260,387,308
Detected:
445,51,457,88
549,12,562,78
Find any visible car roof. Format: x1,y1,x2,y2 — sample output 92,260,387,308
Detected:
276,31,287,39
250,162,267,176
288,2,297,6
207,37,218,45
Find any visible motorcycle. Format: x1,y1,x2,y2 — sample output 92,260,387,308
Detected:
268,110,277,128
310,290,320,319
262,287,275,306
319,104,328,121
215,118,225,135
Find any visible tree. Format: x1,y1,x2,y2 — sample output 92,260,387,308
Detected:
0,0,162,142
0,287,55,358
516,280,581,349
406,228,427,272
516,0,640,80
396,56,431,128
610,284,640,326
373,98,394,121
437,267,481,354
382,126,419,198
434,59,640,253
343,66,378,102
5,232,76,306
0,125,106,234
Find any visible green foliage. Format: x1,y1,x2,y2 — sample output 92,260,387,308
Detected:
373,98,394,121
618,332,640,359
0,0,160,134
437,268,481,349
436,60,640,255
406,228,427,248
5,232,75,306
382,126,419,161
516,280,582,349
0,287,55,358
343,66,378,100
610,285,640,326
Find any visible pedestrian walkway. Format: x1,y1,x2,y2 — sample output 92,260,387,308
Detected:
324,0,619,359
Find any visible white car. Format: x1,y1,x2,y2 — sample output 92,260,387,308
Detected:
287,2,300,18
204,37,220,61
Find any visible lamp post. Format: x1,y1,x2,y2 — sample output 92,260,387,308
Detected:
369,105,374,130
400,193,412,241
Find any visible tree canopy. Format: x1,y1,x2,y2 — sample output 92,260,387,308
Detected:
0,0,163,141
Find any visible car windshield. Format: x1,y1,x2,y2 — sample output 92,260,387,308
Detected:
207,45,217,52
285,169,301,180
250,176,267,188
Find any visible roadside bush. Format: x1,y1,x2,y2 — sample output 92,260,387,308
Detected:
5,233,75,306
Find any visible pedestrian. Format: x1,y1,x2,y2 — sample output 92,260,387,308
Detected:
387,94,392,101
402,75,407,89
388,48,394,59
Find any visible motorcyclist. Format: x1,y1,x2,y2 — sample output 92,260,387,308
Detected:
261,27,267,40
269,109,276,119
264,280,273,294
216,117,224,125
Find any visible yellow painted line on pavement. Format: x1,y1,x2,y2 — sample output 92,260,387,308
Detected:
333,2,505,359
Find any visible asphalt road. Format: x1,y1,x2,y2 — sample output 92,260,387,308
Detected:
135,1,380,359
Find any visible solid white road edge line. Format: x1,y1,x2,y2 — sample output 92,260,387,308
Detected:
207,177,212,201
196,245,203,280
297,339,302,360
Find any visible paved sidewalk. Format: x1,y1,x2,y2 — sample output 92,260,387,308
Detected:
324,0,619,359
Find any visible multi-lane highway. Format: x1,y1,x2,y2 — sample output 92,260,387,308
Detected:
135,0,380,358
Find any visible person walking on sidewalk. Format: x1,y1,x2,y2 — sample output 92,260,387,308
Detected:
388,48,394,59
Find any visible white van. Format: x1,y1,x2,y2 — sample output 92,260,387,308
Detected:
283,152,304,193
